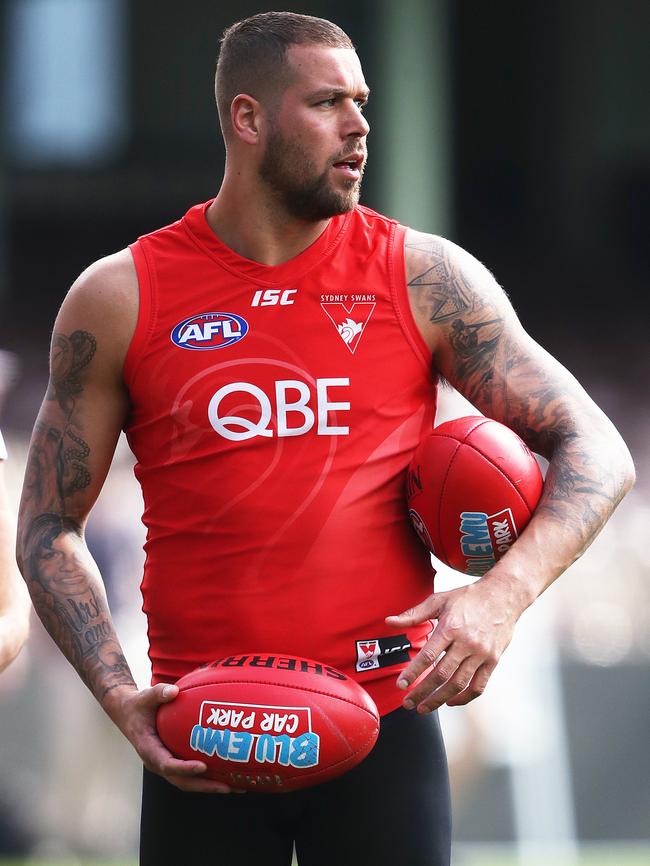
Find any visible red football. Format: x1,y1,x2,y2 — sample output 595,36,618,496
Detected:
407,416,543,575
156,654,380,792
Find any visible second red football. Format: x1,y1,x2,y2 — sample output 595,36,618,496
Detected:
407,416,543,575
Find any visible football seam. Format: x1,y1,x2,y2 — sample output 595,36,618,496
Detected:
461,441,534,515
432,417,490,444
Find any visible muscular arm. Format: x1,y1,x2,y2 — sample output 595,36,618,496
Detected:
0,462,29,671
16,252,233,793
17,258,137,701
387,230,635,710
406,230,634,589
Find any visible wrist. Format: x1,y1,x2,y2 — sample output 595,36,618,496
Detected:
477,563,539,617
100,681,139,724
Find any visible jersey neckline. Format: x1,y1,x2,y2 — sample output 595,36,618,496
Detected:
182,199,352,286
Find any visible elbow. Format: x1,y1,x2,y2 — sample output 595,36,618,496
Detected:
620,447,636,497
608,432,636,503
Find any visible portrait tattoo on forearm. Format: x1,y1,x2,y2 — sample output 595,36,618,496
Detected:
21,330,135,699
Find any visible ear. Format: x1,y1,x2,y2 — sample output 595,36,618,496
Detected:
230,94,263,145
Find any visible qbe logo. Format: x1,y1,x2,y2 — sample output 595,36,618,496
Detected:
208,378,350,441
171,312,249,350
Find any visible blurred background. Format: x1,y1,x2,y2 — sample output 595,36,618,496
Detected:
0,1,648,864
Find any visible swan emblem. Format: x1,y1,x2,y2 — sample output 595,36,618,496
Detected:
337,318,364,345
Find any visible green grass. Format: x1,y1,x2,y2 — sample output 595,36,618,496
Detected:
455,849,650,866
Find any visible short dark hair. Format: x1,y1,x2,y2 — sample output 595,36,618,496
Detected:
215,11,354,138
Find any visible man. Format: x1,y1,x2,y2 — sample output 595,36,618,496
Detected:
16,11,634,866
0,429,29,672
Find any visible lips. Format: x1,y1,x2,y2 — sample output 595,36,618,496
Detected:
332,152,365,180
333,153,365,171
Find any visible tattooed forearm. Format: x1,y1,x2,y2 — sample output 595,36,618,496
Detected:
23,513,135,698
18,329,136,701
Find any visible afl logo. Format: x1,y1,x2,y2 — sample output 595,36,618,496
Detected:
171,312,249,350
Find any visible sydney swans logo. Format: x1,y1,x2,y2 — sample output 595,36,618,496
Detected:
320,298,375,354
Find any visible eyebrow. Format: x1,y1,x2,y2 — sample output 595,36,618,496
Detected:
309,87,370,101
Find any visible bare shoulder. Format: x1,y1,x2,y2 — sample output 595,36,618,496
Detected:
57,248,139,381
404,228,515,353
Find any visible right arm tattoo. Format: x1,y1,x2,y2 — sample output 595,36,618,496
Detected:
406,233,634,556
19,330,136,701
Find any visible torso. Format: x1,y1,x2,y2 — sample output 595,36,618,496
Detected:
117,202,441,714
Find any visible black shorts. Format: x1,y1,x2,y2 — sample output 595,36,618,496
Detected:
140,707,451,866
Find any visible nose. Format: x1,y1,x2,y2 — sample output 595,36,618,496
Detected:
344,100,370,139
59,553,77,572
357,107,370,137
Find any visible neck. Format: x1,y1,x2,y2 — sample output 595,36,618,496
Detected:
206,167,331,266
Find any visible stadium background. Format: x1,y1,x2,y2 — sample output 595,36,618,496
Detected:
0,1,648,864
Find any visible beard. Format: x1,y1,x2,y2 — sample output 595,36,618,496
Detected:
259,123,365,222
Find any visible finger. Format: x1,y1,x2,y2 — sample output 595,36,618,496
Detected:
150,682,179,705
155,754,209,777
385,594,445,629
138,735,209,779
414,656,480,714
402,646,469,709
447,662,493,707
134,683,180,712
165,773,242,795
395,629,451,691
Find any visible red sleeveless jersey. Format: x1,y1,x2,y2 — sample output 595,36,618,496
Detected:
125,201,438,715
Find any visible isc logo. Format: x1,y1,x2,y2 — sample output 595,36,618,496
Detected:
251,289,297,307
171,312,249,350
208,378,350,441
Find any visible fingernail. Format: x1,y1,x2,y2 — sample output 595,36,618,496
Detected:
404,698,415,710
162,685,175,698
417,705,432,715
397,678,409,690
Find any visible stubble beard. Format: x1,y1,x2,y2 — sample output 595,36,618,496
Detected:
259,124,365,222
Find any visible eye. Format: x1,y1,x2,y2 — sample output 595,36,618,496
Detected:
317,98,336,108
355,99,367,112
